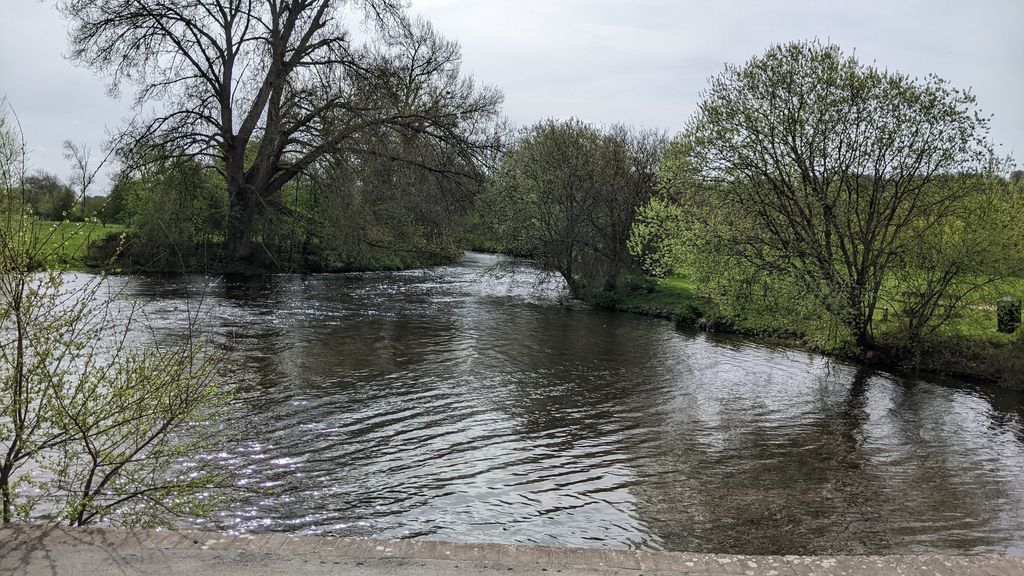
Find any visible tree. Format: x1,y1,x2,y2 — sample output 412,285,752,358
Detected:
488,119,664,297
19,172,76,221
1,106,229,526
291,127,488,271
884,167,1024,351
63,140,118,221
103,155,228,270
61,0,502,262
679,40,993,350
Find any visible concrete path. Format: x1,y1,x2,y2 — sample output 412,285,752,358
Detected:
2,524,1023,576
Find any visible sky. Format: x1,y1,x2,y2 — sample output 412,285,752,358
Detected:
1,0,1022,193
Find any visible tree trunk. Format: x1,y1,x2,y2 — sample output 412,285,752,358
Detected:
854,318,875,352
1,465,12,523
845,282,876,352
226,185,258,260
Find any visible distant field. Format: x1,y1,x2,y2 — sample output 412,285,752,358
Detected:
940,278,1024,344
871,276,1024,344
26,220,125,268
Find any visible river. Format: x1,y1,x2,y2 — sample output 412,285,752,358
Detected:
122,252,1024,556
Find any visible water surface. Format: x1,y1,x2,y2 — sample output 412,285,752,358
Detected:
124,253,1024,555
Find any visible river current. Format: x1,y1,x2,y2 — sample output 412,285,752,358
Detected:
121,252,1024,555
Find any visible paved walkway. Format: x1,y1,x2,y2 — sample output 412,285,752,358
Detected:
2,524,1023,575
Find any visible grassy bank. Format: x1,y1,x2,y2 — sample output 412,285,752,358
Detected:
613,275,708,317
612,274,1024,388
18,220,125,269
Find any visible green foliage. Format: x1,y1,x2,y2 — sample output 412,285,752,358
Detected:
60,0,502,262
644,40,1000,351
100,157,227,270
15,172,77,221
33,220,125,268
252,132,481,272
627,42,1024,382
487,119,665,296
612,274,710,319
79,195,108,221
0,106,230,526
629,196,689,278
0,270,229,526
97,128,488,273
632,151,828,341
880,169,1024,350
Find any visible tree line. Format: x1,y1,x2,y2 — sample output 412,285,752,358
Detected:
485,41,1023,372
28,3,1024,361
8,0,1021,360
13,22,1023,361
0,0,500,528
59,0,502,271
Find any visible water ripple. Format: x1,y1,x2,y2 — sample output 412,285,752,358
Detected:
103,253,1024,555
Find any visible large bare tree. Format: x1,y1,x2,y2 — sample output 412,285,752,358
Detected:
60,0,502,260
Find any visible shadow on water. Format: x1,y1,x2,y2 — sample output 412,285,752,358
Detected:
115,253,1024,555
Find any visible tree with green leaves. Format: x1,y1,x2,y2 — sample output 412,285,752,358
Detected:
488,119,664,298
883,167,1024,351
18,172,76,221
675,40,994,350
293,127,488,271
104,155,228,271
1,105,229,526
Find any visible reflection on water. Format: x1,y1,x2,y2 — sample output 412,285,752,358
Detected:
118,253,1024,555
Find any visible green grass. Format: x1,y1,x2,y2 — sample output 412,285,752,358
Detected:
871,276,1024,344
633,268,1024,346
615,273,714,319
614,268,1023,384
942,307,1017,343
26,220,125,268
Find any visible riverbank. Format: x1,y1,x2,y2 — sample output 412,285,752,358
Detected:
4,524,1022,576
8,220,124,269
35,226,1024,387
21,218,464,274
608,275,1024,389
27,221,1024,387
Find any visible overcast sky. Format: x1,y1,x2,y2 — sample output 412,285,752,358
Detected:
2,0,1022,193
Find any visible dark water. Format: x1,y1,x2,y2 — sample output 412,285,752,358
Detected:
123,253,1024,555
